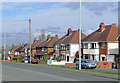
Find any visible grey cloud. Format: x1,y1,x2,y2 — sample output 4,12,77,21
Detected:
46,26,62,33
63,2,80,10
82,2,117,16
2,32,32,46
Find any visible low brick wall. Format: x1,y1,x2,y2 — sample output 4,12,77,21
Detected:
39,60,47,64
97,61,115,68
65,63,76,66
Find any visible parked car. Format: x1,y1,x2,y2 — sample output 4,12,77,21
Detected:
28,59,38,64
21,58,29,63
76,59,97,69
112,63,119,69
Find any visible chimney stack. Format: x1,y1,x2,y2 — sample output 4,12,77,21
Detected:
67,28,72,36
55,34,58,38
47,35,51,40
33,38,37,42
99,22,105,32
12,44,14,48
22,43,24,46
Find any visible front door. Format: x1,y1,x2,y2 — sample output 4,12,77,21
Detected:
67,56,69,61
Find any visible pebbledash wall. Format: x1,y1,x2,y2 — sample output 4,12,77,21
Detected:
83,42,119,62
69,44,79,62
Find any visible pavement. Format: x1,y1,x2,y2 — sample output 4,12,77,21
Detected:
2,62,119,81
65,66,118,73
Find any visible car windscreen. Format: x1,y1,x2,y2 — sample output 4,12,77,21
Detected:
84,60,94,63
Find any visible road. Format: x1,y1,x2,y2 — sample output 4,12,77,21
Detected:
2,62,119,81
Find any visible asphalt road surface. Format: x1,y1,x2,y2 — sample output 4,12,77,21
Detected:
2,62,119,81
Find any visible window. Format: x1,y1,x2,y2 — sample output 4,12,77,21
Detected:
57,45,59,50
42,48,44,51
102,42,105,49
84,43,88,49
90,43,96,49
85,55,88,59
66,44,70,50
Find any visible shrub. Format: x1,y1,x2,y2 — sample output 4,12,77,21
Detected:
12,58,18,60
56,56,60,62
43,54,49,60
18,57,24,60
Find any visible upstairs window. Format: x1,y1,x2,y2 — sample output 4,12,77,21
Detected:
90,43,96,49
66,44,70,50
84,43,88,49
102,42,105,49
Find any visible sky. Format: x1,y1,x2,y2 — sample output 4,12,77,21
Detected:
1,2,118,46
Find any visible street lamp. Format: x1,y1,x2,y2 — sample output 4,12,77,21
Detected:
29,19,31,64
79,0,82,70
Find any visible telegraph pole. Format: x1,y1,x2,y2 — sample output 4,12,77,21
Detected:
79,0,82,70
4,30,6,62
29,19,31,64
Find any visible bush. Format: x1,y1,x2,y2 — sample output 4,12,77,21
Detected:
12,58,18,60
43,54,49,60
56,56,60,62
18,57,24,60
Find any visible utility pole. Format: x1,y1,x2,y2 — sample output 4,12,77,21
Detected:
29,19,31,64
4,30,6,62
79,0,82,70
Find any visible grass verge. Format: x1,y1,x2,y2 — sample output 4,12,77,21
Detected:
81,69,120,75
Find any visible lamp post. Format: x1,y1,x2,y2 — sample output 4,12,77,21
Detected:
79,0,82,70
29,19,31,64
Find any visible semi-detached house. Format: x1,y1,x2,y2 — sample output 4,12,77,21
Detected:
8,43,23,60
82,22,120,63
35,35,59,60
53,28,86,63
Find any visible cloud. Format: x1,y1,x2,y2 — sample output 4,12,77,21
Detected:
82,2,118,16
1,32,31,46
63,2,80,10
82,29,94,35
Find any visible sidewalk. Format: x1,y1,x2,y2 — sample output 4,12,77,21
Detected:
65,65,118,73
92,68,118,73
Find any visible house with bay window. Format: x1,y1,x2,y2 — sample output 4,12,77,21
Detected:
82,22,120,63
35,35,59,60
53,28,86,63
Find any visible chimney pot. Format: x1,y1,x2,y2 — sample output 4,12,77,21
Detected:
12,44,14,48
67,28,72,36
99,22,105,32
112,23,115,25
47,35,51,40
33,38,37,42
55,34,58,38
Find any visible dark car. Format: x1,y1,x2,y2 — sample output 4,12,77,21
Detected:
21,58,29,63
76,59,97,69
28,59,38,64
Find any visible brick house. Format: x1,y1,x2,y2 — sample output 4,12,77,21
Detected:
53,28,86,63
82,22,120,63
19,39,38,58
31,39,43,57
8,43,23,60
35,35,59,60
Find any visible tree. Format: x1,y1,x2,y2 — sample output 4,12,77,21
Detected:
43,53,49,60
